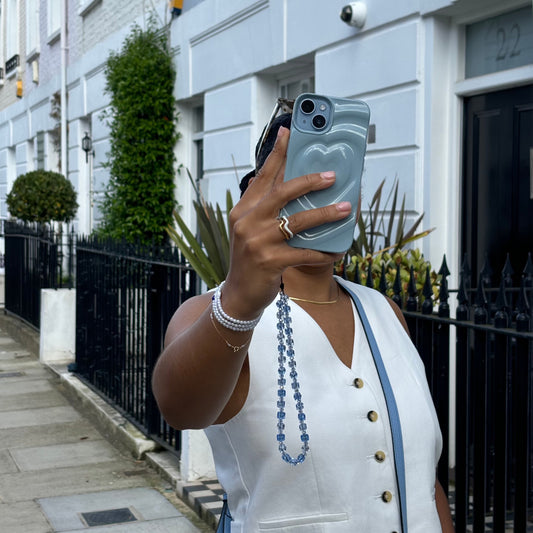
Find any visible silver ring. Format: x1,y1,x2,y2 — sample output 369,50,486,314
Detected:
278,215,294,240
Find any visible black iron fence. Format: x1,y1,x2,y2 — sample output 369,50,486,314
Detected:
74,236,197,452
353,253,533,533
3,221,75,328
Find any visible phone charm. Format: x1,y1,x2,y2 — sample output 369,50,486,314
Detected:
276,278,310,465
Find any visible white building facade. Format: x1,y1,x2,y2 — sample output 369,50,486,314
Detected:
170,0,533,282
0,0,171,236
0,0,531,280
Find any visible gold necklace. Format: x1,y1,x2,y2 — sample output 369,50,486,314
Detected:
289,296,338,305
288,286,340,305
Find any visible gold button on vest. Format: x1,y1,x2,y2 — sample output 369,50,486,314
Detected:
374,450,386,462
381,490,393,503
353,377,364,388
367,410,378,422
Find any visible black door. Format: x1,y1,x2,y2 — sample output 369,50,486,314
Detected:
463,84,533,282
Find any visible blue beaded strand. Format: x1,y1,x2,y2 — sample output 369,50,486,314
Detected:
276,284,309,465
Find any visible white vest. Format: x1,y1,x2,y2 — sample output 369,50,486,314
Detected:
205,279,443,532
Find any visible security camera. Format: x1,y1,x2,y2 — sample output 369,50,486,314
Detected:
340,2,367,28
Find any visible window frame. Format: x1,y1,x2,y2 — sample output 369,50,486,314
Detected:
26,2,40,60
47,0,60,41
5,0,19,75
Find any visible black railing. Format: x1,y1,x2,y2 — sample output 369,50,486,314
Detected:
345,253,533,533
74,236,197,453
4,221,75,328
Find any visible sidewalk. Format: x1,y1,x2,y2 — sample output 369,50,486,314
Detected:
0,310,215,533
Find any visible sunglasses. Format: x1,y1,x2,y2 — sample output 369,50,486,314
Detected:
255,97,294,170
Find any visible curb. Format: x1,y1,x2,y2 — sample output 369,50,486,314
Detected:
48,364,160,460
146,451,224,530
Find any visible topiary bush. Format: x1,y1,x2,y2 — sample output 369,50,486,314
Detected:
6,170,78,223
98,22,179,244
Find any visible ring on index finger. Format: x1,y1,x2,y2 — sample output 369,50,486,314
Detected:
278,215,294,240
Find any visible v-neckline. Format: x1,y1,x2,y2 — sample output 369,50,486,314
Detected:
289,283,357,370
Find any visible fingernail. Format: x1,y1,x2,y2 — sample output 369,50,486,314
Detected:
277,126,288,138
336,201,352,212
321,171,335,180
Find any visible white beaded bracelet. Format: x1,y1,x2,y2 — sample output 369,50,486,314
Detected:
212,281,262,332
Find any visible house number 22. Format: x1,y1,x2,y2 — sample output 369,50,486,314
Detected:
497,24,521,61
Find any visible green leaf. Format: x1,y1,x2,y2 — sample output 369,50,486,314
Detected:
167,211,220,288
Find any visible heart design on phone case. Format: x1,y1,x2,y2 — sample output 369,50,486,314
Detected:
283,142,359,244
291,142,357,211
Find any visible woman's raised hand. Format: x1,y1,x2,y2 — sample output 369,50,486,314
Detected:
221,126,351,319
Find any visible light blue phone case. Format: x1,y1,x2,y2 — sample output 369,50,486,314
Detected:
280,93,370,253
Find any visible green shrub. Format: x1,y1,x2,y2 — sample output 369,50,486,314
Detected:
98,22,179,244
6,170,78,223
338,249,439,307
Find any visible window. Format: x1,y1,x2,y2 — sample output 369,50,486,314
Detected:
192,105,204,186
27,3,40,57
36,132,45,169
5,0,19,69
465,7,533,78
47,0,60,38
279,76,315,100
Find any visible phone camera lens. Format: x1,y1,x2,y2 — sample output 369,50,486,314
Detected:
312,114,326,129
300,99,315,114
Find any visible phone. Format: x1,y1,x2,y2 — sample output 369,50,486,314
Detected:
280,93,370,253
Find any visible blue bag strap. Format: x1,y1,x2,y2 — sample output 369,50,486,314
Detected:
216,493,232,533
343,284,408,533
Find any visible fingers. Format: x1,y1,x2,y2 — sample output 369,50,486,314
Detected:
273,170,337,209
278,201,352,240
245,126,289,200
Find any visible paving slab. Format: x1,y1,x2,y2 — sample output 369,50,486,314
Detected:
0,459,160,503
0,500,53,533
11,439,118,471
0,419,100,449
39,487,182,531
0,389,67,411
0,345,31,356
0,362,51,379
0,378,54,397
0,448,18,474
0,405,81,429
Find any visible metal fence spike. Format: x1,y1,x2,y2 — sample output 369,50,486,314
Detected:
494,277,509,328
522,252,533,286
353,260,361,285
406,265,417,311
365,259,373,288
501,254,514,287
392,263,402,309
474,275,488,324
438,254,450,278
379,263,387,294
516,278,531,332
422,266,433,315
480,253,493,287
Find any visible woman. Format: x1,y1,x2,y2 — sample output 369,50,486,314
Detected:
152,114,455,532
